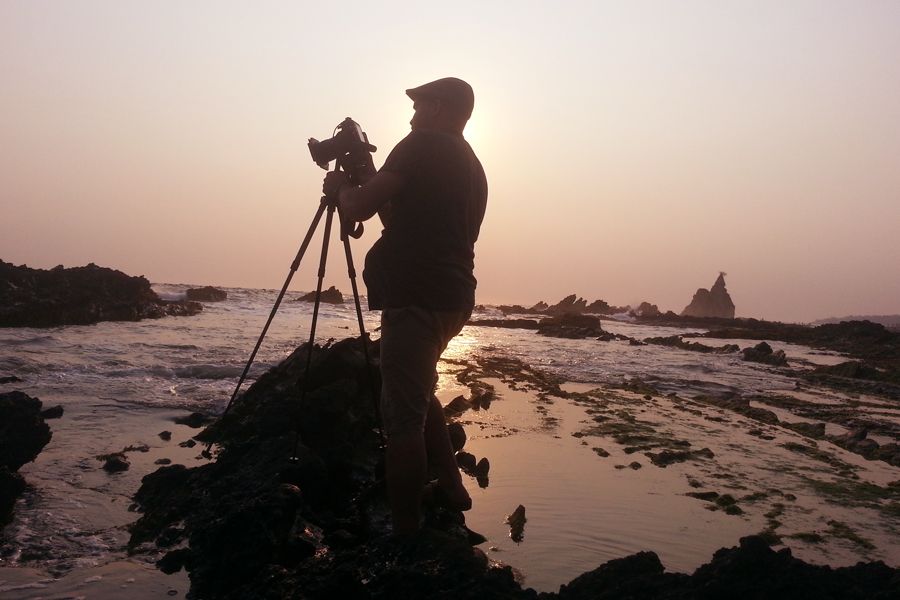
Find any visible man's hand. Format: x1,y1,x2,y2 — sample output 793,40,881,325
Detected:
323,171,351,199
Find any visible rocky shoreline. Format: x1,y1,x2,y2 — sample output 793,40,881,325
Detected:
0,260,201,327
128,336,900,598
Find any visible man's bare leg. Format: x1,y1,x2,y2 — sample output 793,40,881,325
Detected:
385,431,427,536
424,395,471,510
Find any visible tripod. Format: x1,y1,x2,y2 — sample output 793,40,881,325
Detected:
207,162,383,459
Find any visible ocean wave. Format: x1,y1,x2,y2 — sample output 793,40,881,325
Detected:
174,364,246,380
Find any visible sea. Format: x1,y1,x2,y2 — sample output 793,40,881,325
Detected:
1,284,898,597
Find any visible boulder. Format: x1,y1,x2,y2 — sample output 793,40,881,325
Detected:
0,391,52,471
0,261,201,327
296,286,344,304
742,342,788,366
0,391,53,522
630,302,661,318
681,272,736,319
186,286,228,302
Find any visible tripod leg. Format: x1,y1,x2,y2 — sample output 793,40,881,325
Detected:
339,206,385,446
291,202,337,460
214,200,328,420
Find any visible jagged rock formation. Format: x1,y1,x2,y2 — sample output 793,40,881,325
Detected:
681,272,735,319
186,286,228,302
0,260,202,327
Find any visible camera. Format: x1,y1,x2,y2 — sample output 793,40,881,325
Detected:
308,117,377,185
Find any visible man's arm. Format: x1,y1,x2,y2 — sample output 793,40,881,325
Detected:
324,170,405,224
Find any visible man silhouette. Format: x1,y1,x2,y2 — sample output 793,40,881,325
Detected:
323,77,487,535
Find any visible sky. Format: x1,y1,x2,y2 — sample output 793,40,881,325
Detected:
2,1,899,323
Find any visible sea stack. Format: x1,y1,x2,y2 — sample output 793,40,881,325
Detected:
682,272,736,319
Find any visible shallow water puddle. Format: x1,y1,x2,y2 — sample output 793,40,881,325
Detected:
442,379,751,592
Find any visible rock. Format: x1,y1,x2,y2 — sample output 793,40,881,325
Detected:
546,294,588,315
646,447,714,467
185,286,228,302
529,300,549,312
159,430,173,441
443,395,472,416
0,376,23,384
101,453,130,473
179,439,197,448
295,286,343,304
742,342,788,366
629,302,661,318
644,335,739,354
174,412,212,428
537,313,605,339
0,260,201,327
475,457,490,488
505,505,526,543
447,422,466,452
455,451,477,472
40,405,64,419
0,467,27,524
0,391,52,471
155,458,173,465
681,272,736,319
469,386,494,410
467,318,539,330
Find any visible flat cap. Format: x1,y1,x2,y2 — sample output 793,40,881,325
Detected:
405,77,474,119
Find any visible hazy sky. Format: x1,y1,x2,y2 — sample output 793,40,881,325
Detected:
2,1,899,322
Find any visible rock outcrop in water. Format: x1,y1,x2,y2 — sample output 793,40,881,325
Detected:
296,285,344,304
127,337,900,599
0,260,202,327
1,391,53,523
681,272,736,319
185,286,228,302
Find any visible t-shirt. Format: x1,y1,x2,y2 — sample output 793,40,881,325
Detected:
363,130,487,311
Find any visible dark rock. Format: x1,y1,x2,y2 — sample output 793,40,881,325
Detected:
629,302,661,318
155,458,173,465
644,335,739,354
681,272,736,319
468,318,539,330
696,393,779,425
296,285,343,304
0,467,26,524
0,260,202,327
537,313,605,339
447,422,466,452
179,439,197,448
742,341,788,366
158,548,192,574
159,430,173,441
629,461,643,470
185,286,228,302
783,421,826,439
101,453,130,473
456,451,477,472
506,505,526,543
40,405,64,419
0,391,52,471
546,294,588,315
0,376,23,384
174,412,212,428
646,447,714,467
469,386,494,410
443,395,472,416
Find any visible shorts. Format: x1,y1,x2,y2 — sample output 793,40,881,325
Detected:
379,305,470,436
